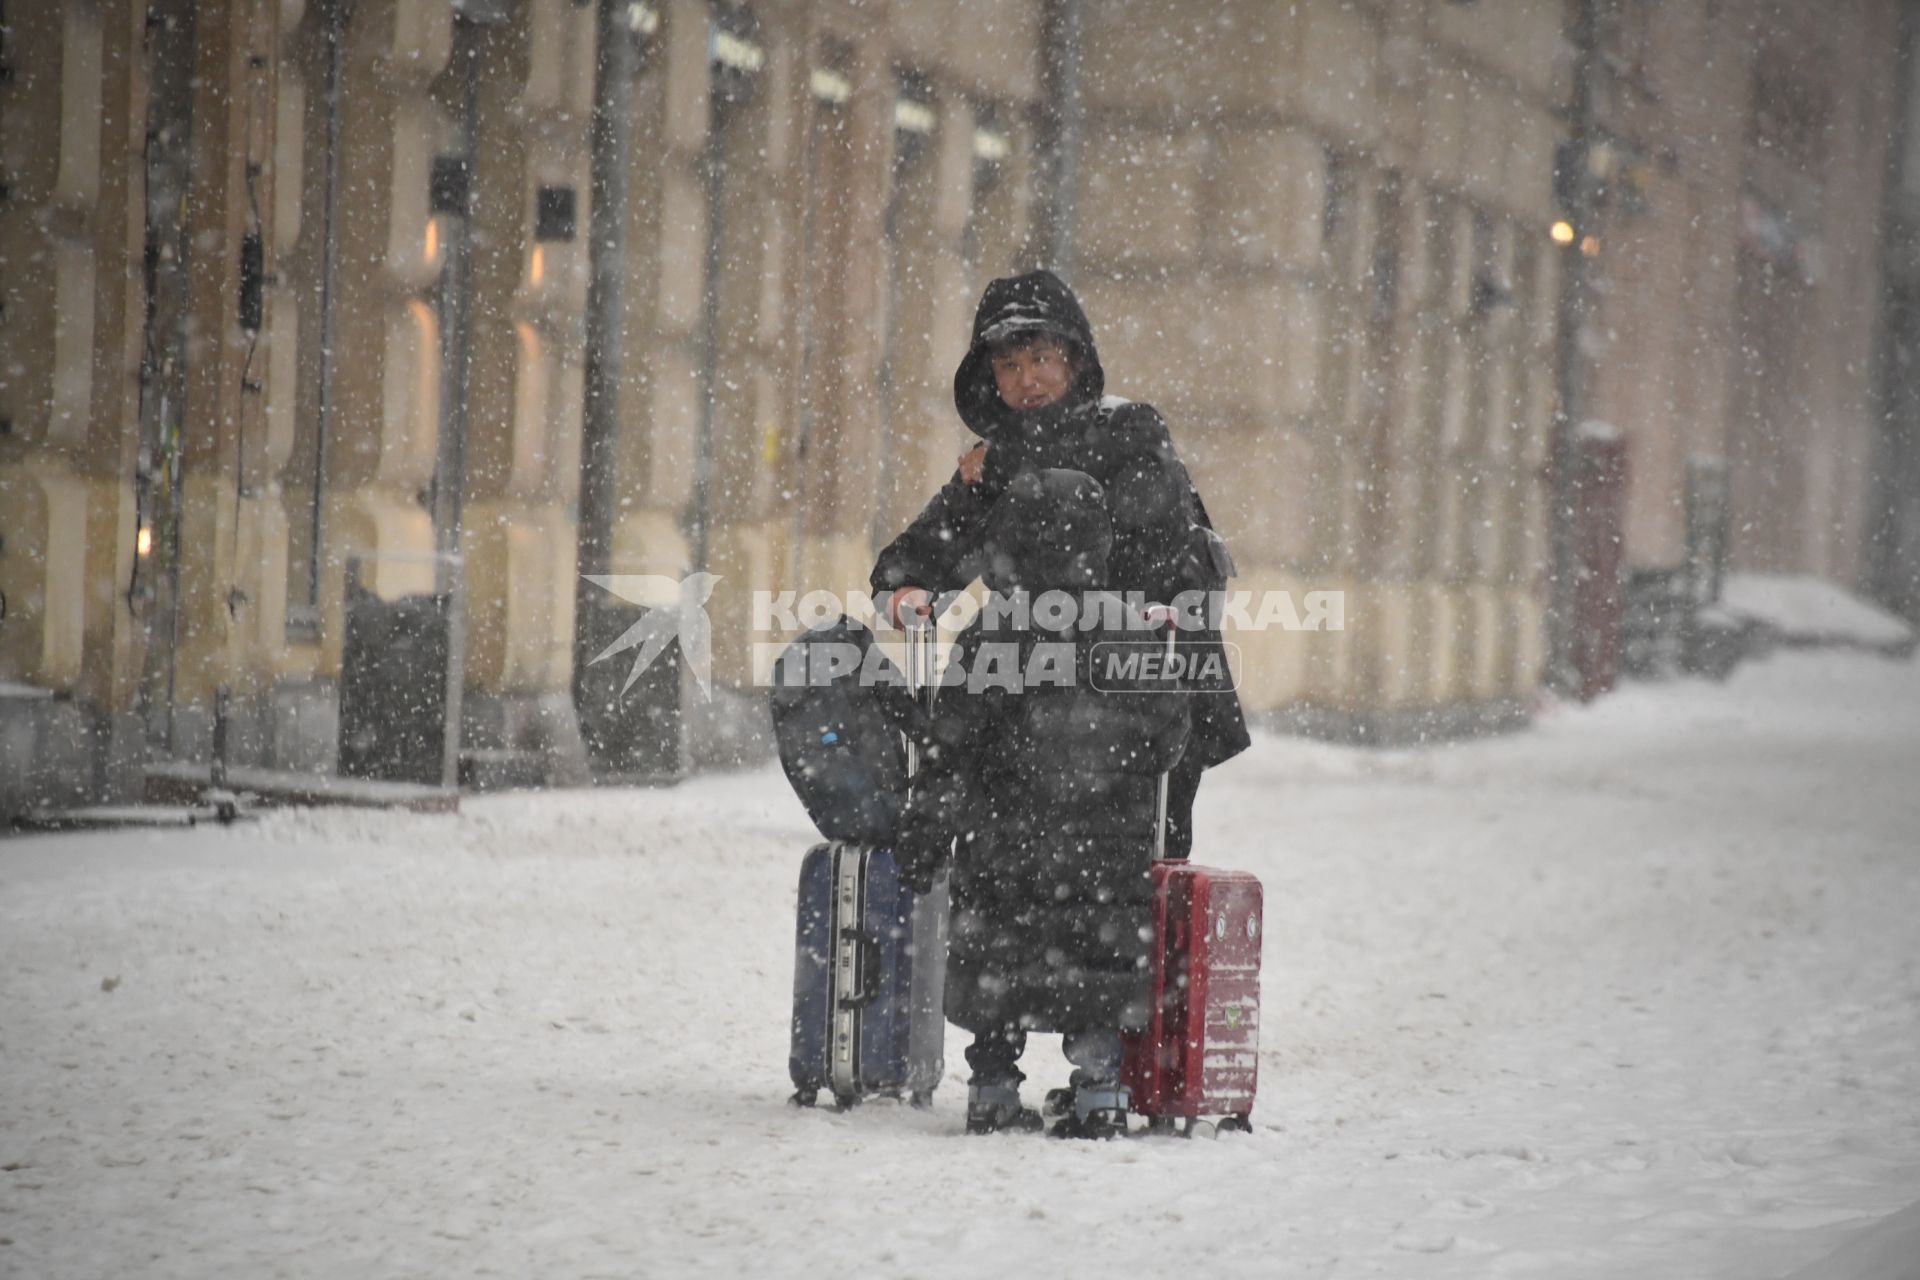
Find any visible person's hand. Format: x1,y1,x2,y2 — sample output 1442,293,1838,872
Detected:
958,443,988,486
895,807,951,894
888,587,932,629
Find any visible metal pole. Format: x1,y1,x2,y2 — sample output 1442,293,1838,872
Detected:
307,0,349,621
1547,0,1601,698
575,0,641,682
694,69,734,577
1037,0,1084,275
135,0,200,753
439,556,465,790
211,684,231,790
433,24,481,791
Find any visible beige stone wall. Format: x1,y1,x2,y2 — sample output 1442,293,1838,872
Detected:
610,0,709,587
1790,1,1901,581
0,2,148,706
250,1,307,685
751,0,1045,664
1071,0,1566,721
7,0,1907,781
302,0,452,678
167,1,270,709
1586,0,1900,582
699,15,785,687
457,0,594,695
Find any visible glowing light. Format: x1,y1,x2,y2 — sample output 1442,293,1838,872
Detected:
712,30,765,74
529,245,545,287
424,216,440,267
137,525,153,558
1580,235,1602,258
972,128,1010,161
1550,220,1576,246
810,67,851,104
894,99,937,135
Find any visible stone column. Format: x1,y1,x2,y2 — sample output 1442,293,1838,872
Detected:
246,1,306,700
610,0,709,583
703,2,796,689
161,0,290,731
870,79,968,554
0,0,145,710
460,0,595,698
310,0,454,672
0,0,150,805
794,23,897,595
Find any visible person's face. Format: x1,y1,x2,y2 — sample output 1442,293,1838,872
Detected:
990,336,1075,412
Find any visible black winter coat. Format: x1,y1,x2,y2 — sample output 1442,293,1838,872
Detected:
912,617,1190,1036
870,270,1251,768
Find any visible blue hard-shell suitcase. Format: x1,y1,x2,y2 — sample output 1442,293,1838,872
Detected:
789,841,947,1108
788,623,947,1108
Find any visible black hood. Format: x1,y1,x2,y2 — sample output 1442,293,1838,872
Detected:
953,270,1105,442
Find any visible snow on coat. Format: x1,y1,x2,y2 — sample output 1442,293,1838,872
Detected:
904,470,1190,1036
870,269,1251,768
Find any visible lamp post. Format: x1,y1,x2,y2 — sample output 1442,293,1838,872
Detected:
1547,0,1603,698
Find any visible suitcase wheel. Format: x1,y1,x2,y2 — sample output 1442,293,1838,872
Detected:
908,1090,935,1110
789,1087,818,1109
830,1092,858,1112
1220,1113,1254,1134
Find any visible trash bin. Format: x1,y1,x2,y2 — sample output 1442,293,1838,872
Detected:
572,583,686,784
338,553,461,787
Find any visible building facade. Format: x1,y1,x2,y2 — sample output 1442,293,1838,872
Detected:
0,0,1908,815
1572,0,1904,595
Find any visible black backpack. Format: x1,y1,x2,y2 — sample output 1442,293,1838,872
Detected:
768,618,921,845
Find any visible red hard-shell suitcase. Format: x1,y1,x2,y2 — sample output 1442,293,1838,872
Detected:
1122,861,1262,1132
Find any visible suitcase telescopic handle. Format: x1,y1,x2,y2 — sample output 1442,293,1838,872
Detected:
1153,613,1177,861
903,618,937,783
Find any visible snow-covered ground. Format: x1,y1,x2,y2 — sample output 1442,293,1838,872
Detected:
3,650,1919,1279
1720,573,1916,651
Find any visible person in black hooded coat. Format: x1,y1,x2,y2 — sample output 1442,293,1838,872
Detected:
896,467,1190,1135
871,269,1251,859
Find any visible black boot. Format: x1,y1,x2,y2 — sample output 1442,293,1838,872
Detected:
963,1027,1039,1134
965,1077,1044,1135
1051,1029,1131,1138
1048,1071,1131,1139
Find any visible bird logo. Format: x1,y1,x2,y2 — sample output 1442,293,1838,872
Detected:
582,573,722,699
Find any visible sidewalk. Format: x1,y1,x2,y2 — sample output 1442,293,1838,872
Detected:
2,649,1917,1278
